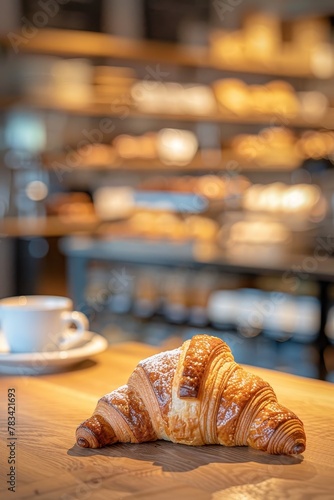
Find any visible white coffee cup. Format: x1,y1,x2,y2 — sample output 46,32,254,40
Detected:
0,295,89,353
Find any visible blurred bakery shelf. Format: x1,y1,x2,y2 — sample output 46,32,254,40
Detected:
2,96,334,130
83,310,323,380
1,12,334,383
0,215,102,238
60,236,334,282
43,151,302,173
0,29,322,79
60,235,334,380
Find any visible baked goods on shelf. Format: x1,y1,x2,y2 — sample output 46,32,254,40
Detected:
48,122,334,173
223,220,290,247
131,81,217,116
156,129,198,166
213,79,301,118
46,192,95,218
113,128,198,166
243,13,281,63
127,211,219,242
211,13,281,66
259,80,300,117
243,183,323,216
297,130,334,159
138,174,249,201
230,125,334,167
128,211,187,240
210,13,333,78
113,132,157,160
76,334,306,455
75,144,117,167
298,91,329,121
230,127,301,168
212,78,251,116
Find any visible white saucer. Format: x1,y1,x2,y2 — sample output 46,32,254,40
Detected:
0,331,108,375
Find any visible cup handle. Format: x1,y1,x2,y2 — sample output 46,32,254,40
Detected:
59,311,90,350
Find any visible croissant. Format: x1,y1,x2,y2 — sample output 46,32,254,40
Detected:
76,334,306,455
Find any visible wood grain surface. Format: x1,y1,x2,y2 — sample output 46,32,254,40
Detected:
0,342,333,499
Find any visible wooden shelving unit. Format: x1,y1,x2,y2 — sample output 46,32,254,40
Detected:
0,215,101,238
2,96,334,130
0,28,319,78
44,151,302,173
0,27,329,236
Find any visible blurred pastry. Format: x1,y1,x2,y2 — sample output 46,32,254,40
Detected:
131,81,216,116
113,132,157,160
128,211,156,237
249,85,272,114
243,182,321,215
298,91,328,121
210,30,245,63
157,129,198,166
231,127,300,168
195,175,225,200
264,80,300,117
260,127,296,148
231,134,260,161
297,131,334,159
94,186,134,220
156,212,187,240
282,185,321,214
185,215,219,241
227,175,251,195
76,143,116,167
182,85,218,115
212,79,251,115
243,13,281,62
128,211,186,240
228,220,289,245
113,134,137,159
46,192,95,218
131,81,182,114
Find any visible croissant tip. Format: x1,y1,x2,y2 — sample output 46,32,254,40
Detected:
77,437,89,448
291,442,305,455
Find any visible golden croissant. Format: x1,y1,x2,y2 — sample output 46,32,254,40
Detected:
76,334,306,455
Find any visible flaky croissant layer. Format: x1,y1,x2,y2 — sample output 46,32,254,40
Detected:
76,335,306,455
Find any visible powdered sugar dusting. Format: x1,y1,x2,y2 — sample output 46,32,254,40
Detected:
140,348,180,417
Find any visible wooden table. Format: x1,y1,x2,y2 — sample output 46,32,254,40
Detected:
0,342,333,499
